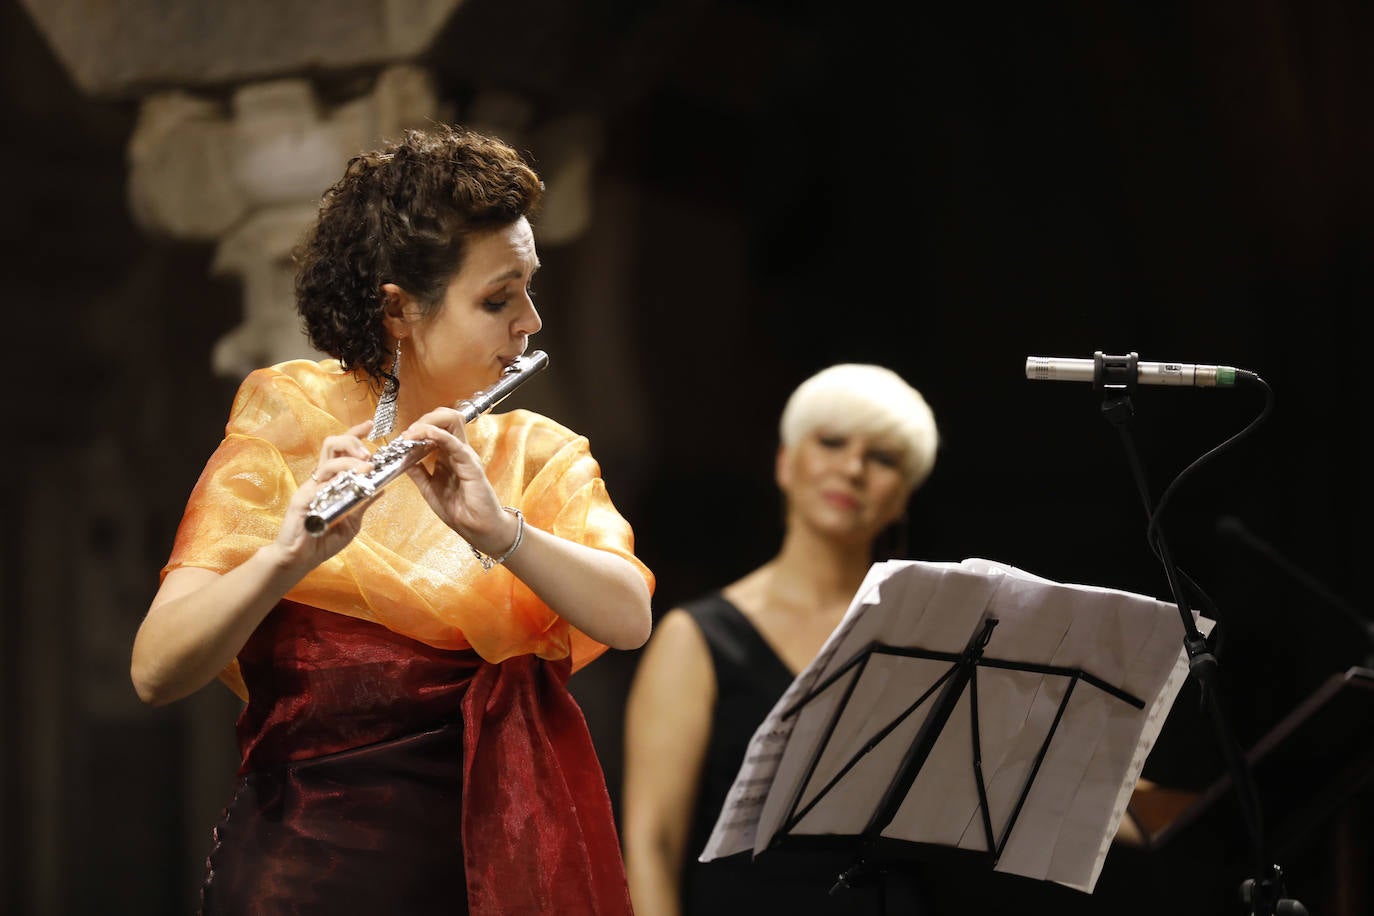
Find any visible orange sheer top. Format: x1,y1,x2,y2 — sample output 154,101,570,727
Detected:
163,359,654,699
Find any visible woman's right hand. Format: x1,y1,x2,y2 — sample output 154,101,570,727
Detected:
271,419,376,571
133,419,377,707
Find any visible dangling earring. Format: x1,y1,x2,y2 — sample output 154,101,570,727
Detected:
371,340,401,439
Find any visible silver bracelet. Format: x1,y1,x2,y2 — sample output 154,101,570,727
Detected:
472,506,524,571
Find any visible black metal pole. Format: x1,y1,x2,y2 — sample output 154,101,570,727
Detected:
1098,385,1305,916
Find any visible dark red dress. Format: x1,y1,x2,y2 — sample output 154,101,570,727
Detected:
200,601,632,915
167,366,652,915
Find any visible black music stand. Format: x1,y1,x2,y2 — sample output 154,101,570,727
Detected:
1125,666,1374,856
701,559,1207,899
766,616,1147,895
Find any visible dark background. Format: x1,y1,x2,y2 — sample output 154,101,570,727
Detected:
3,0,1369,913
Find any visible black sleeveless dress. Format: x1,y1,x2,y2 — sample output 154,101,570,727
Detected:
679,593,931,915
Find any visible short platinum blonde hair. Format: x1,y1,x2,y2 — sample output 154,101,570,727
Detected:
779,364,939,490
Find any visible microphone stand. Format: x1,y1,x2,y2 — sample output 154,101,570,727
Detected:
1092,353,1307,916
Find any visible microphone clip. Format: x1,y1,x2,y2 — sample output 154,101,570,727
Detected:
1094,351,1139,393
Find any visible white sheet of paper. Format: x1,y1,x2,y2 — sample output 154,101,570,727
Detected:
699,558,1212,895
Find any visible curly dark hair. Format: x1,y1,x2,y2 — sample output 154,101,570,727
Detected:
294,124,544,385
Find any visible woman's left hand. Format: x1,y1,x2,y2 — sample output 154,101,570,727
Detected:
401,408,520,557
403,409,651,651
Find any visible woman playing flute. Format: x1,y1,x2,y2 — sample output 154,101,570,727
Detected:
132,124,654,915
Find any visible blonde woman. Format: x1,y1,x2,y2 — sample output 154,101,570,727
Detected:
624,364,939,916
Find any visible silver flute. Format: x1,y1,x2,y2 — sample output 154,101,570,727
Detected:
304,350,550,536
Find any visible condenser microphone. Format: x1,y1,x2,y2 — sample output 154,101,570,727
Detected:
1025,351,1258,389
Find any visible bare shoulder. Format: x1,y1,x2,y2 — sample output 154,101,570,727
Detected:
634,608,716,690
628,606,718,714
643,607,710,661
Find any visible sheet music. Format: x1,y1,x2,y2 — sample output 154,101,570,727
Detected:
698,559,921,857
700,558,1212,895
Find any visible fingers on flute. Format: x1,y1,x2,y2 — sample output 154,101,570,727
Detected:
309,455,372,486
320,427,374,461
404,423,463,451
407,409,468,441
